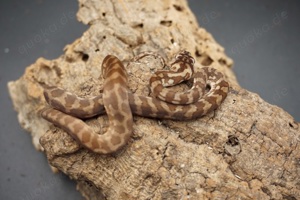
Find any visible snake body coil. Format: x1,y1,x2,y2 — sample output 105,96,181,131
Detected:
41,51,229,154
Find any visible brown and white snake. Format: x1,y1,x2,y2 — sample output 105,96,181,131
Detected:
40,50,229,154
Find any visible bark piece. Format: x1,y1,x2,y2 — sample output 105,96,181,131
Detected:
8,0,300,199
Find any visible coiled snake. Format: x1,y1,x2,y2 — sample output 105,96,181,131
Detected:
41,50,229,154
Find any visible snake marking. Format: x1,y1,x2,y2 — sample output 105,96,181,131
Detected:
41,50,229,154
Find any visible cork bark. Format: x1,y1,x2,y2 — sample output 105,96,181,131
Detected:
8,0,300,199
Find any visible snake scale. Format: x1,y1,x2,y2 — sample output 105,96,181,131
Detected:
41,50,229,154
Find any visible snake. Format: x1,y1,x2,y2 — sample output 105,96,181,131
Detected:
40,50,229,154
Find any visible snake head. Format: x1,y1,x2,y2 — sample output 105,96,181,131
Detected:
101,55,120,79
173,50,195,65
170,50,195,71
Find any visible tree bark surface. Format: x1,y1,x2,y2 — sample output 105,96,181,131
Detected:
8,0,300,199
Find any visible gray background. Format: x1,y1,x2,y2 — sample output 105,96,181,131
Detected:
0,0,299,199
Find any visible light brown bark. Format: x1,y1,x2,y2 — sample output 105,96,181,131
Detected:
8,0,300,199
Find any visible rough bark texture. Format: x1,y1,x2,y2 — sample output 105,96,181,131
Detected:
8,0,300,199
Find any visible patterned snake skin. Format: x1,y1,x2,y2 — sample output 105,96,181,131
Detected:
41,50,229,154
